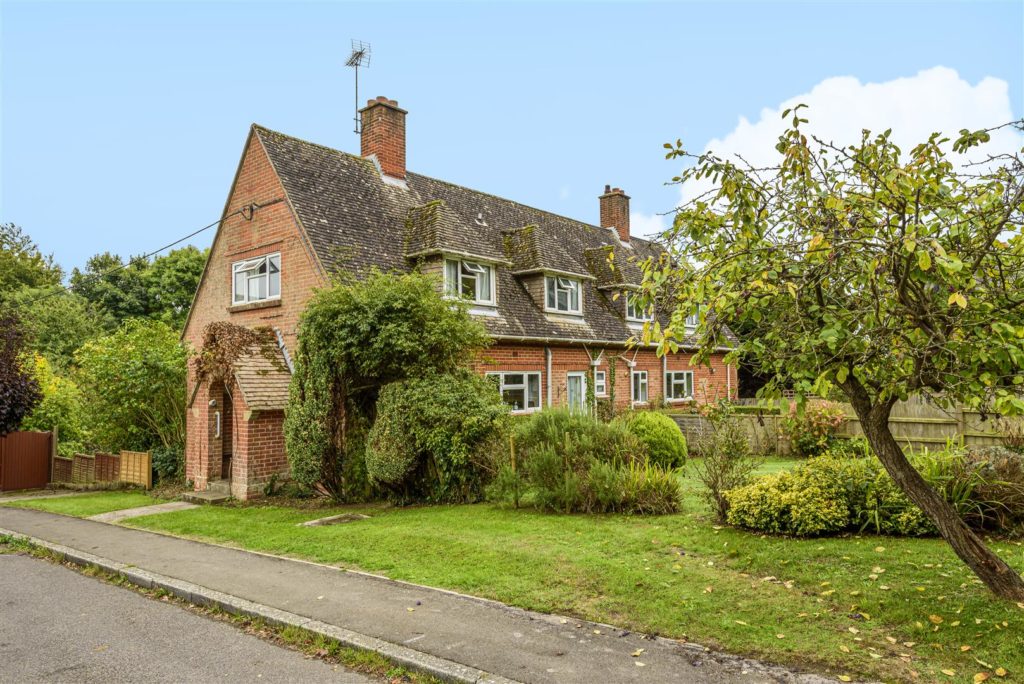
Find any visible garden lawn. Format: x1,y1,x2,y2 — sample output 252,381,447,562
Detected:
14,463,1024,683
3,491,162,518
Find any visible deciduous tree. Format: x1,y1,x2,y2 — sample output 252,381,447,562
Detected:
640,109,1024,599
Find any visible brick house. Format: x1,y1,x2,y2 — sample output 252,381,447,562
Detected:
183,96,737,499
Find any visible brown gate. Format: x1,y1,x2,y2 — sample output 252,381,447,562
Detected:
0,431,53,491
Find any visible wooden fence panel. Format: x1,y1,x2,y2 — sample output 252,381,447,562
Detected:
52,457,73,483
119,450,152,489
72,454,95,484
94,452,120,482
0,431,52,491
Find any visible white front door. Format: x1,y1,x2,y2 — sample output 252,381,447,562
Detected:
566,372,587,413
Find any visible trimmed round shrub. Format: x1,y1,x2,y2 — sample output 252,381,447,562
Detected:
366,370,509,503
617,411,687,468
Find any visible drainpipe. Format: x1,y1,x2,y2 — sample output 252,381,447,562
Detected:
727,363,732,400
661,354,668,408
545,346,552,408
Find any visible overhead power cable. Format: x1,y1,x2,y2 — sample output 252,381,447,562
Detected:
16,198,285,307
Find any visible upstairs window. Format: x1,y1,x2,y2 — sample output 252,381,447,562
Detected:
625,293,653,322
665,370,694,401
545,276,581,314
486,372,542,412
685,305,701,329
445,259,495,305
232,253,280,304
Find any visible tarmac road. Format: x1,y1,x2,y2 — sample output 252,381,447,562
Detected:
0,553,372,683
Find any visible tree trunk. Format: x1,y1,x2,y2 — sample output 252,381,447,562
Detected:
850,395,1024,601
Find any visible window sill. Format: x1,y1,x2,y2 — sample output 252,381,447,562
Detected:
667,398,694,404
228,298,282,314
632,401,649,407
510,408,542,416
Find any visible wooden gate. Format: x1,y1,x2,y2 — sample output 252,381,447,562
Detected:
0,431,53,491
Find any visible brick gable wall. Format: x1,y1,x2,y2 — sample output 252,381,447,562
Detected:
184,131,323,495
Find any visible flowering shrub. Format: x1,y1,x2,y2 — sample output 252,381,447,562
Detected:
782,401,847,457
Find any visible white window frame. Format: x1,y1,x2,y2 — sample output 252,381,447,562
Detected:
593,370,607,396
684,305,701,329
444,258,496,306
232,253,281,305
625,293,653,322
544,275,582,315
566,371,588,413
486,371,542,413
665,370,694,401
631,370,649,404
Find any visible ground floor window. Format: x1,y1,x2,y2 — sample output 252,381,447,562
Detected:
665,370,694,400
486,371,542,412
631,370,648,404
594,370,607,396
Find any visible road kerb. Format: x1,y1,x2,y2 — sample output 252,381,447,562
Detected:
0,527,520,684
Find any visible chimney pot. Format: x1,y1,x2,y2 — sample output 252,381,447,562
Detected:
359,96,408,180
599,185,631,243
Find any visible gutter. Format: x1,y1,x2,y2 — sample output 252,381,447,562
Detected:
492,333,734,353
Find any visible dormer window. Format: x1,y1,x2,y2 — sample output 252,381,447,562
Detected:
445,258,495,305
625,293,653,322
545,276,581,314
685,306,701,329
232,253,280,304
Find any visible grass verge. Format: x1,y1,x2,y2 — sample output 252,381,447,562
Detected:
3,491,163,517
12,461,1024,683
0,534,440,684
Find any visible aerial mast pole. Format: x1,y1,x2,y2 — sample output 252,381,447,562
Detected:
345,40,372,134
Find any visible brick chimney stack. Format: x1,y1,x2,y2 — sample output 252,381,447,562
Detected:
360,96,407,179
599,185,630,243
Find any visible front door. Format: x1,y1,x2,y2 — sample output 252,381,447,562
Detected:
566,372,587,413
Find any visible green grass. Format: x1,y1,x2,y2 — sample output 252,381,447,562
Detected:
13,464,1024,682
4,491,162,517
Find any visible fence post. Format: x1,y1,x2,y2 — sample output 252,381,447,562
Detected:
49,425,58,483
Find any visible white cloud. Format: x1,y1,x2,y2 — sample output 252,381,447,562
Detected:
630,211,667,239
681,66,1022,204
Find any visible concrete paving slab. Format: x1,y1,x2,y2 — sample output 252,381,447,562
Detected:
0,507,836,684
87,501,198,523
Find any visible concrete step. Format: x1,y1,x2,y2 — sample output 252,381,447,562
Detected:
207,480,232,495
181,490,231,505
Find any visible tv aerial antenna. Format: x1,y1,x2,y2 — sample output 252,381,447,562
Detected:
346,40,372,134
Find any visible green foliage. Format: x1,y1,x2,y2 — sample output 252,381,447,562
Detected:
823,437,872,459
488,408,680,514
74,319,187,451
781,401,847,458
152,444,185,483
0,224,61,302
726,447,1024,537
10,288,110,371
285,270,490,499
70,252,151,327
144,246,208,329
617,411,688,467
366,370,509,503
20,355,87,455
67,246,207,331
691,401,764,520
0,312,42,435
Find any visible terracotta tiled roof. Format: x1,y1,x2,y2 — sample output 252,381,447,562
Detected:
255,125,736,347
233,346,291,411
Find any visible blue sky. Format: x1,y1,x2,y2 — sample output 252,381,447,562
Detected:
2,1,1021,272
